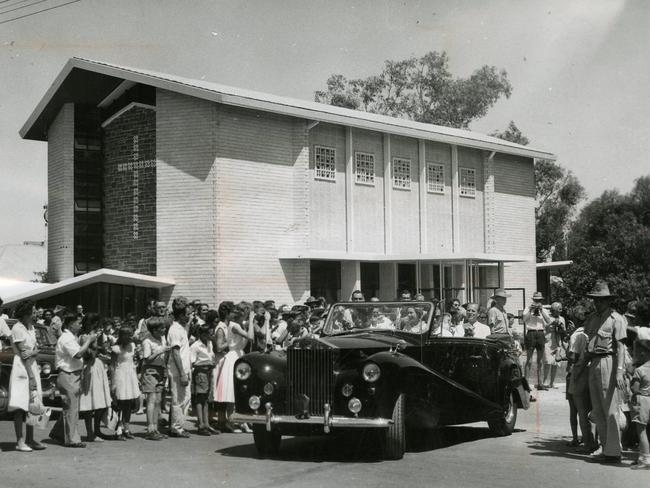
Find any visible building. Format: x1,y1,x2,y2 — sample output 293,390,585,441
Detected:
19,57,555,313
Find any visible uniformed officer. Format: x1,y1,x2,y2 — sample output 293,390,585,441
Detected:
583,280,627,463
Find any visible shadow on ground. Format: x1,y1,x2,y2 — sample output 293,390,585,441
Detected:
216,425,512,462
526,436,636,467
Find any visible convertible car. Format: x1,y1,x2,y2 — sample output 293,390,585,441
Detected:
232,301,530,459
0,320,61,415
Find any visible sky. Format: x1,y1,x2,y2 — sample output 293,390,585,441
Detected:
1,0,648,253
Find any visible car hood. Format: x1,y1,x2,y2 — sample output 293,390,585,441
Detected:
293,331,422,351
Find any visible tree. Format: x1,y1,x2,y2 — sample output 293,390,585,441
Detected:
314,51,512,129
560,176,650,305
491,122,586,260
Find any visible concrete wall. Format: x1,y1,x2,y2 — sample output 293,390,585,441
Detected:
424,141,453,253
389,135,420,254
103,105,156,274
47,103,75,282
457,147,485,253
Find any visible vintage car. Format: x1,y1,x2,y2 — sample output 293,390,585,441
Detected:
0,319,61,415
232,301,530,459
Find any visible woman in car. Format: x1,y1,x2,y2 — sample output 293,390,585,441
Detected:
399,307,429,333
8,299,46,452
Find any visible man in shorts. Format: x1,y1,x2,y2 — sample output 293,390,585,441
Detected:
523,291,551,390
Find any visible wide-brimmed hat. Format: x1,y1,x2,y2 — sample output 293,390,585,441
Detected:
532,291,544,301
490,289,511,299
586,280,616,298
305,296,320,305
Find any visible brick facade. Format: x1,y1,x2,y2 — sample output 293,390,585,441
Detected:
102,104,157,275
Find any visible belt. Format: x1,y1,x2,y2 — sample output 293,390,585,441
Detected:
589,352,614,357
58,369,82,374
526,329,545,333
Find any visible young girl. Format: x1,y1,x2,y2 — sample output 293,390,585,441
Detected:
190,324,215,435
630,334,650,469
110,327,141,440
141,317,169,441
79,313,112,442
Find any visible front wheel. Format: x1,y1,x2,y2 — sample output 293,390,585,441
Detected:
252,425,281,457
488,391,517,436
382,393,406,460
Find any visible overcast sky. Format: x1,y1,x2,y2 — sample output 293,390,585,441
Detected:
1,0,647,250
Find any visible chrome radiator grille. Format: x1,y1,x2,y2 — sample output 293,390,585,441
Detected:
287,348,334,416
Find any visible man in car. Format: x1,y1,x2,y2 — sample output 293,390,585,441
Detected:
463,303,491,339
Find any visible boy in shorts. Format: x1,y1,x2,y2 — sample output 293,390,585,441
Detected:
630,333,650,469
142,318,170,440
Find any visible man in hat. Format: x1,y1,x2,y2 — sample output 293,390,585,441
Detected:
582,280,627,462
487,289,512,335
523,291,552,390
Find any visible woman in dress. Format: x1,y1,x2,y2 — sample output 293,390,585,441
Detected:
210,304,231,431
110,327,141,440
213,306,253,432
8,300,46,452
79,313,112,441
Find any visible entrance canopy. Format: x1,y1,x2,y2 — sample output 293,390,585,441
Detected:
279,250,532,263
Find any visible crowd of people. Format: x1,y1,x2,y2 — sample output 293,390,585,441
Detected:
1,283,649,469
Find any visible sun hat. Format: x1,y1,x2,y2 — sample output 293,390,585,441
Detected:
490,289,511,299
586,280,615,298
532,291,544,301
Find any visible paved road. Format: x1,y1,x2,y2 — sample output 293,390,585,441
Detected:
0,386,645,488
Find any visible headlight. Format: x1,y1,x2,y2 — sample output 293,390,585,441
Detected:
235,362,252,381
362,362,381,383
341,383,354,397
263,382,274,396
348,397,362,414
248,395,261,411
41,363,51,375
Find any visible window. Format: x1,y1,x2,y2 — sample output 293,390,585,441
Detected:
354,152,375,185
314,145,336,181
459,167,476,197
392,157,411,189
426,163,445,193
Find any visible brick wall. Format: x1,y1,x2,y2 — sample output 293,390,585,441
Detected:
47,103,75,282
102,104,156,275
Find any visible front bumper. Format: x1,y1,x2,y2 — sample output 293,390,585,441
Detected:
232,402,392,433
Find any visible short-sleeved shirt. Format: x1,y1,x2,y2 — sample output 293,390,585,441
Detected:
523,311,547,332
11,321,37,353
167,321,191,377
55,329,83,372
464,321,491,339
190,339,214,366
0,317,11,351
142,336,167,368
584,309,627,355
488,307,509,334
569,327,588,356
631,362,650,396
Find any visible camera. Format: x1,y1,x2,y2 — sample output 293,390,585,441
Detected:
531,302,542,316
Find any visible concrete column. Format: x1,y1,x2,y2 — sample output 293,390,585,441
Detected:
420,263,435,298
378,262,397,301
341,260,361,300
498,261,505,289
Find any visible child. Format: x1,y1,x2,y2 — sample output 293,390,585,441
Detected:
110,327,141,440
190,324,216,435
630,334,650,469
141,318,170,441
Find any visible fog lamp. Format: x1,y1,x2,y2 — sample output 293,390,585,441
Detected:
341,383,354,397
249,395,261,411
348,397,362,414
263,382,274,396
235,362,252,380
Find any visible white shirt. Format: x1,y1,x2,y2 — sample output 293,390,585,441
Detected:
167,321,191,377
464,321,491,339
190,339,215,366
55,329,83,372
142,336,167,366
0,317,11,351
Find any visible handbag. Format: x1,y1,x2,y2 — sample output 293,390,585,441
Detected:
26,392,51,429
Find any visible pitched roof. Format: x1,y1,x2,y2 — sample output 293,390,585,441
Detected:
20,57,555,160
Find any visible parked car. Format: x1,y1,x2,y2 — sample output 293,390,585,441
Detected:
232,301,530,459
0,319,61,415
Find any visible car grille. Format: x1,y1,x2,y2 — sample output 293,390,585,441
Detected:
287,348,335,416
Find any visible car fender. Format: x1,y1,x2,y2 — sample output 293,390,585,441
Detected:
235,351,287,386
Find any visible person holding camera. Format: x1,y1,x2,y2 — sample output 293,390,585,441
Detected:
523,291,551,390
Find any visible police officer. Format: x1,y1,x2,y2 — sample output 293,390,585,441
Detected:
583,280,627,463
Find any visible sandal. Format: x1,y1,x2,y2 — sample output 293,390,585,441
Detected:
16,444,32,452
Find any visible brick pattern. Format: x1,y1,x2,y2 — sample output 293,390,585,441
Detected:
102,105,156,275
47,103,75,282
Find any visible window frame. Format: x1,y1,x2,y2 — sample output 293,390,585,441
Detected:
313,145,337,182
459,167,477,198
426,162,445,194
354,151,376,186
392,157,411,190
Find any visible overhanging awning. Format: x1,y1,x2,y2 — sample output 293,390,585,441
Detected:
279,250,534,263
536,260,573,270
2,268,175,307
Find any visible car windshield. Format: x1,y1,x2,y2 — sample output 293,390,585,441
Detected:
323,302,433,336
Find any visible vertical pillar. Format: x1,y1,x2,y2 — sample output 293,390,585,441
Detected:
345,127,354,252
451,145,460,253
383,134,392,255
420,263,435,299
498,261,505,289
378,262,397,300
418,140,427,253
341,260,361,300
